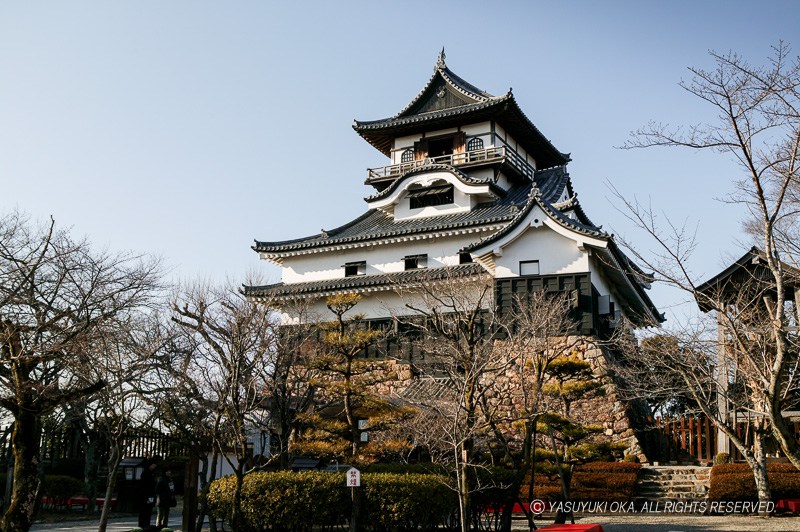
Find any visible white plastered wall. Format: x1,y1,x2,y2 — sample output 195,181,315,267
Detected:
492,225,589,278
280,229,495,284
280,281,490,322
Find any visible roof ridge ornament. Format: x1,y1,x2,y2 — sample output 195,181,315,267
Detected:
436,47,446,70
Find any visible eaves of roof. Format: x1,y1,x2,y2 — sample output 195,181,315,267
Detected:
694,247,800,312
353,96,569,169
244,263,488,300
392,60,497,119
603,241,664,324
254,184,534,256
464,186,608,255
364,163,504,203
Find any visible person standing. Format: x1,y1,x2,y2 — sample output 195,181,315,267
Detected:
138,456,161,530
156,468,176,529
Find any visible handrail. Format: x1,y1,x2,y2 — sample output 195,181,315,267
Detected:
366,146,534,182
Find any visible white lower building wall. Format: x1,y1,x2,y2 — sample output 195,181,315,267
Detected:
281,230,495,284
492,225,588,278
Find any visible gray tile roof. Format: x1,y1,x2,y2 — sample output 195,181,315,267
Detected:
254,166,574,256
254,184,535,255
352,58,569,168
391,54,499,119
244,263,487,299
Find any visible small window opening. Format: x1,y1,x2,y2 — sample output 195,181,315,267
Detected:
400,148,414,163
409,184,454,209
459,252,473,264
519,260,540,276
404,254,427,270
466,137,484,151
344,261,366,277
427,136,454,158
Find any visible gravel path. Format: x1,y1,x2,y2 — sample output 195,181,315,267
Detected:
512,514,800,531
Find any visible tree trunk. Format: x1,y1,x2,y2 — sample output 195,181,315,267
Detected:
98,443,121,532
1,410,41,532
230,468,245,532
458,443,471,532
83,437,98,513
198,451,219,532
748,432,772,511
769,405,800,472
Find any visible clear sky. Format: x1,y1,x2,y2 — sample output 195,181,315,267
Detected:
1,1,798,320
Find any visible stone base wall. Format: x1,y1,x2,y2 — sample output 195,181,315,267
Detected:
370,335,650,460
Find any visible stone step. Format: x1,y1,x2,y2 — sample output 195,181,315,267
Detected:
635,466,710,501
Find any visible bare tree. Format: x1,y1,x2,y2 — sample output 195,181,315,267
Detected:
170,281,276,532
87,313,167,532
397,273,512,532
0,210,161,532
614,41,800,505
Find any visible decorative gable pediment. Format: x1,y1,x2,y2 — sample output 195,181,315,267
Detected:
404,77,480,116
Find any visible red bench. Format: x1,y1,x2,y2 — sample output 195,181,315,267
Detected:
67,497,89,510
95,497,117,510
776,499,800,513
538,525,605,532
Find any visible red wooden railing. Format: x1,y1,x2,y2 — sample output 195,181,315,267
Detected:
642,415,800,463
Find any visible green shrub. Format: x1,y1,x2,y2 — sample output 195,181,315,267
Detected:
571,462,641,501
709,462,800,501
623,454,640,463
42,475,84,500
715,453,731,465
207,471,454,531
362,473,455,531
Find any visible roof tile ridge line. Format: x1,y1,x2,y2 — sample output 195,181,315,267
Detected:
463,183,541,253
605,241,663,321
364,163,495,202
390,66,442,119
567,193,602,231
536,196,608,237
356,94,515,128
535,165,568,201
254,209,382,250
506,98,570,161
256,263,487,296
552,193,578,209
262,218,513,254
438,65,496,101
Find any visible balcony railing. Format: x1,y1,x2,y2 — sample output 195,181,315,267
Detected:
366,146,534,183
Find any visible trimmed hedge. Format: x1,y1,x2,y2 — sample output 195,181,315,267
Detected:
519,462,640,502
207,471,455,531
709,462,800,501
41,475,84,500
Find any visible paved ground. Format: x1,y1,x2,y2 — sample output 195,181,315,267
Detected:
510,514,800,531
30,514,800,532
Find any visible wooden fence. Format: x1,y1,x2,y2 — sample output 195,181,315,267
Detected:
641,415,800,463
640,415,716,463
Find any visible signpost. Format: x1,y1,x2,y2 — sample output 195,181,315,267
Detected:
346,467,361,487
347,467,360,532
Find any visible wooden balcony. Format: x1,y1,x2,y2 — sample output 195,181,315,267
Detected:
366,146,535,184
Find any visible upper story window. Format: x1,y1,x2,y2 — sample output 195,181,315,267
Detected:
459,252,473,264
427,136,454,157
344,261,366,277
404,254,427,270
519,260,540,276
400,148,414,163
414,132,466,160
466,137,484,151
408,184,454,209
